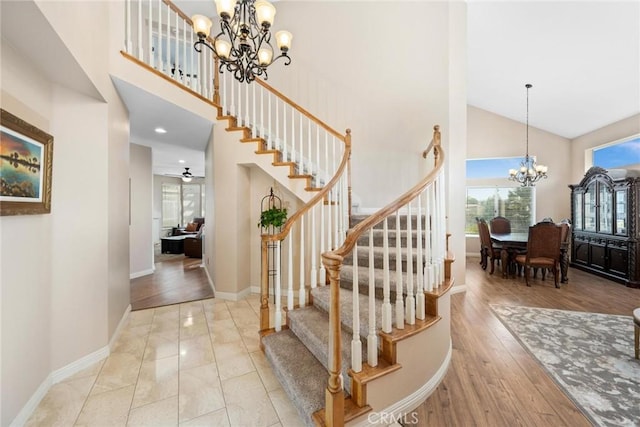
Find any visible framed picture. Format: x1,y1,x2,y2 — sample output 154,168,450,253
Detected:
1,109,53,216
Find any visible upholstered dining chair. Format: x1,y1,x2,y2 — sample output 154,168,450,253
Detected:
490,216,511,234
515,222,563,287
477,218,502,274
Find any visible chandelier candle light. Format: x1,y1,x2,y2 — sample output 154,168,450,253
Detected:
509,83,548,187
191,0,292,83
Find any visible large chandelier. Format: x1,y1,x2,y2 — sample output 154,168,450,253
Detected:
509,83,548,187
191,0,292,83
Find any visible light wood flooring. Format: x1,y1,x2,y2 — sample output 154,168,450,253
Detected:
416,256,639,426
130,252,214,311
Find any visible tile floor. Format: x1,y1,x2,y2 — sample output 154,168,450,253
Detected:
26,295,304,426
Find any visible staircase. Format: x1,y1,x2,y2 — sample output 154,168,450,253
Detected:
263,212,453,426
121,2,452,424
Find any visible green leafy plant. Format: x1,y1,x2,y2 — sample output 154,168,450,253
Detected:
258,207,288,229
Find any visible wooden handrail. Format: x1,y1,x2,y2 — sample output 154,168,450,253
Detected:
333,125,443,258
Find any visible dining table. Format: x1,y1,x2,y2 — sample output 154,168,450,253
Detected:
490,232,569,283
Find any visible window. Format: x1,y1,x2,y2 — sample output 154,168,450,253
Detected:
593,136,640,169
181,183,205,225
162,183,181,227
466,158,536,235
465,187,535,235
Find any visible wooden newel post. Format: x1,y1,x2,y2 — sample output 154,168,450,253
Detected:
213,56,220,106
322,251,345,427
432,125,441,166
260,238,270,332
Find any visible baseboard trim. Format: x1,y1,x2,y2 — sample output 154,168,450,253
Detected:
110,304,132,350
9,304,132,426
51,345,110,384
351,340,452,427
250,285,272,295
203,265,215,294
215,287,252,301
130,268,154,279
450,284,467,295
9,373,52,427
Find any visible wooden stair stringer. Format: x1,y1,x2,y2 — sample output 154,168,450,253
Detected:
213,116,313,204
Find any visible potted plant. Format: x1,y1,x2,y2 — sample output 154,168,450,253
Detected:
258,206,288,229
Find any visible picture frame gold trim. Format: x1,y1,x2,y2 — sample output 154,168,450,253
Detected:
1,109,53,216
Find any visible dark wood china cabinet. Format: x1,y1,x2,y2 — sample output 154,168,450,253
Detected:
569,166,640,288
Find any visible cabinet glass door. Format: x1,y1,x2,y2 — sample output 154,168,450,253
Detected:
584,183,596,232
616,190,627,235
599,185,613,233
574,192,583,230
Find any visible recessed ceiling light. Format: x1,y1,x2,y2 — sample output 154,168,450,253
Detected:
178,159,185,163
154,127,167,134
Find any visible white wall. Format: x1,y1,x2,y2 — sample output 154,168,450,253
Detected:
466,106,572,254
1,1,132,424
130,144,153,277
1,40,54,427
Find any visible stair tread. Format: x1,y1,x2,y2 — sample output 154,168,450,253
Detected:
311,286,397,339
263,329,327,427
288,306,363,392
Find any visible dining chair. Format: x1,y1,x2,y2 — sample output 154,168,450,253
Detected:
515,222,563,287
477,218,502,274
490,216,511,234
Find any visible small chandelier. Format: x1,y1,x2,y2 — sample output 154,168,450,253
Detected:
509,83,548,187
191,0,292,83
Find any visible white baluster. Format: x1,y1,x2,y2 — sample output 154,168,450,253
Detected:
382,217,392,333
424,184,433,292
166,3,170,76
428,183,436,291
252,82,256,137
405,202,415,325
327,188,333,250
275,99,279,151
307,120,312,177
439,172,446,285
148,0,153,67
125,0,132,52
245,79,249,127
368,228,378,367
287,231,294,310
299,216,306,306
275,240,282,331
182,18,187,84
299,113,303,174
319,191,326,286
395,211,404,329
333,139,338,246
316,125,320,187
157,0,162,72
416,194,425,320
189,27,195,88
174,9,179,80
268,92,272,149
221,71,227,114
310,204,317,289
137,0,143,60
351,244,362,372
209,51,214,100
282,100,288,161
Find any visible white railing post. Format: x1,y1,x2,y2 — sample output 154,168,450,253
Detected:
125,0,132,52
416,194,425,320
148,0,153,68
382,217,392,333
395,211,405,329
405,203,415,325
351,244,362,372
137,0,143,60
367,228,378,367
311,204,318,289
287,232,294,311
424,184,433,292
275,240,282,331
298,216,306,306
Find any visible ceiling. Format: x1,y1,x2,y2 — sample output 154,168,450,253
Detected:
117,1,639,177
467,1,639,139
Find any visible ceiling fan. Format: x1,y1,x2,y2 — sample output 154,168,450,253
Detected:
163,167,202,182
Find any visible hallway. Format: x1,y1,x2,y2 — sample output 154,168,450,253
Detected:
130,249,214,311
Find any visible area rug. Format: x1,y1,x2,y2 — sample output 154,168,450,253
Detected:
490,305,640,427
